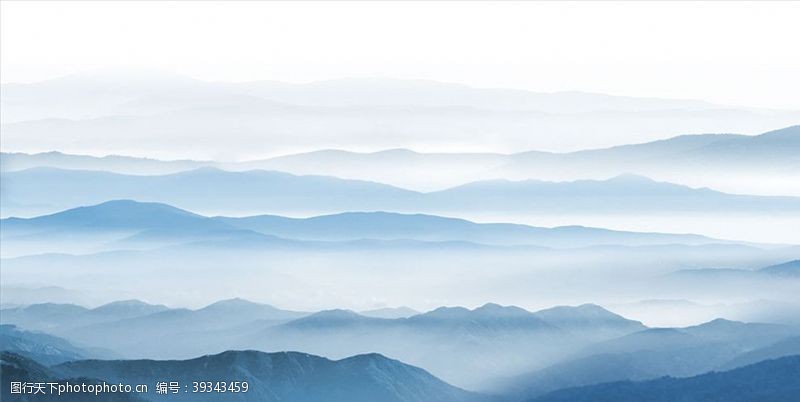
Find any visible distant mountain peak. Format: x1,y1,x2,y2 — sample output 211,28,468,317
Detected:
687,318,751,330
574,303,611,311
685,318,791,334
90,299,169,316
284,309,370,328
418,306,472,319
359,306,419,319
66,199,198,216
197,298,281,313
21,303,88,313
534,303,613,316
608,173,656,182
309,309,363,319
203,297,259,307
93,299,155,308
373,148,420,155
2,199,224,232
532,304,646,332
473,303,531,316
706,317,740,325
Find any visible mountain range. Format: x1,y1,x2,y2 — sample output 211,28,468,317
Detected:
1,299,648,389
4,298,800,396
54,350,489,402
4,72,798,159
231,125,800,194
0,200,763,259
3,125,798,196
3,201,798,319
2,167,798,219
0,298,304,338
249,303,648,387
494,318,800,400
6,344,799,402
2,349,486,402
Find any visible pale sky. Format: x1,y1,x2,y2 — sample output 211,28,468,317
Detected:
1,1,799,109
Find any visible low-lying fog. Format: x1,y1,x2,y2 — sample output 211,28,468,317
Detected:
3,245,798,327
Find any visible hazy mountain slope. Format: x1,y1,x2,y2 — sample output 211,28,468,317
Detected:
232,125,800,197
532,355,800,402
61,299,308,358
581,319,798,359
246,304,644,389
239,129,799,191
487,125,800,196
679,318,799,350
531,304,646,340
425,174,800,213
1,299,308,359
720,336,800,370
499,319,800,399
672,260,800,280
683,125,800,163
0,300,169,332
760,259,800,277
499,347,735,399
0,325,88,365
251,305,567,388
3,168,798,219
54,350,489,402
509,125,800,169
216,211,726,248
360,306,420,319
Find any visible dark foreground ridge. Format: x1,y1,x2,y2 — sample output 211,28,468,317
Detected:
2,350,491,402
532,355,800,402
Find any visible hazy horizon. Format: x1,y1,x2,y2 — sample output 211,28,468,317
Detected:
3,2,800,109
3,68,794,112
